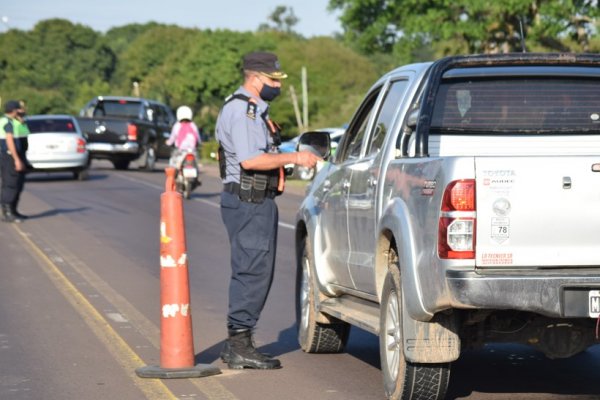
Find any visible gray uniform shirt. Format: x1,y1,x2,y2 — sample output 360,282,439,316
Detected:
216,86,272,184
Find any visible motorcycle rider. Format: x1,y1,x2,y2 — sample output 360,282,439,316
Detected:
166,106,202,198
167,105,201,165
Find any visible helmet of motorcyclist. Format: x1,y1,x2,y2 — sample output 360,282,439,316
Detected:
176,105,193,122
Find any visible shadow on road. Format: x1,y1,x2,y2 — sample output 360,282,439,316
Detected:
446,343,600,399
26,173,109,182
195,340,226,365
27,207,91,219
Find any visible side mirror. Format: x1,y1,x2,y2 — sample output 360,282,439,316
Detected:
296,131,331,159
406,109,419,130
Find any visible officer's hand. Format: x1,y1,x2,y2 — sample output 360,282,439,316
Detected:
14,158,25,172
295,150,322,168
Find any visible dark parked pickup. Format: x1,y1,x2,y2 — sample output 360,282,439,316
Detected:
78,96,175,170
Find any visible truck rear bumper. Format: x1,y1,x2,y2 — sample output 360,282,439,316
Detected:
446,269,600,318
87,142,139,155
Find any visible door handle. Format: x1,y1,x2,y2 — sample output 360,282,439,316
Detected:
342,180,350,191
367,176,378,187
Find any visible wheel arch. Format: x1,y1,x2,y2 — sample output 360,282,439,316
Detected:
376,198,431,321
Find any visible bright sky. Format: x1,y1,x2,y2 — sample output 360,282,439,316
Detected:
0,0,342,37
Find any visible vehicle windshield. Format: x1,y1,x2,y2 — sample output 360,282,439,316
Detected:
26,118,77,134
94,100,142,119
430,78,600,133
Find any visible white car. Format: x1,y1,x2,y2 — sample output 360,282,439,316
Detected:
25,115,90,180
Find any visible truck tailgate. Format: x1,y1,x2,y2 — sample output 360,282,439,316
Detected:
475,156,600,267
78,118,130,144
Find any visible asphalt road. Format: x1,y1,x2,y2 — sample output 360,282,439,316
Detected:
1,159,599,400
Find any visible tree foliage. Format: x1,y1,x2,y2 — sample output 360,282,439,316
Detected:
329,0,600,62
0,19,376,137
0,19,115,113
258,6,300,34
2,5,598,137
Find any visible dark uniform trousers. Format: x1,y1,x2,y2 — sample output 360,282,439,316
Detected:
0,153,25,207
220,190,278,331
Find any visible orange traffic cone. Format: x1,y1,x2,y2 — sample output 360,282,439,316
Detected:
136,167,221,379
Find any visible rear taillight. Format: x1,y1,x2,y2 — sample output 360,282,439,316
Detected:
76,138,86,153
127,124,137,141
183,153,195,166
438,179,476,259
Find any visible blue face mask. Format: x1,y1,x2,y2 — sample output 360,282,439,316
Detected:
259,83,280,102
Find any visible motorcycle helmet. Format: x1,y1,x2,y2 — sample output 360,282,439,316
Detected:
176,105,193,122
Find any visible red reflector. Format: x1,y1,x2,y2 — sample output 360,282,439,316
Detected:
184,153,195,162
119,100,127,104
442,180,475,211
76,138,86,153
127,124,137,141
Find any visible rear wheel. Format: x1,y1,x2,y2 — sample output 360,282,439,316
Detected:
138,144,156,171
112,159,130,170
73,168,89,181
295,236,350,353
380,247,450,400
183,180,192,199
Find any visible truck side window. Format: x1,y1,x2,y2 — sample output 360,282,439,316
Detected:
338,89,381,162
366,79,409,157
146,108,154,122
93,104,106,117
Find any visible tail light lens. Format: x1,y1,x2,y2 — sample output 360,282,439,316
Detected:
441,180,475,211
76,138,86,153
438,179,476,259
127,123,137,141
183,153,195,166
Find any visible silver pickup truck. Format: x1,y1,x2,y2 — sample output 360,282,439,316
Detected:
294,53,600,400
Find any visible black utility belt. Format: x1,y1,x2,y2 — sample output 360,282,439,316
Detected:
223,182,277,203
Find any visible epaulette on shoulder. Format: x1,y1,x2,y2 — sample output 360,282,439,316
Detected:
224,93,257,120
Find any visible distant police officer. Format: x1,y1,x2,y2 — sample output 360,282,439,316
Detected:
0,100,28,223
216,51,320,370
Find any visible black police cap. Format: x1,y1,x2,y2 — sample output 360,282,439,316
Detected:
4,100,20,113
242,51,288,80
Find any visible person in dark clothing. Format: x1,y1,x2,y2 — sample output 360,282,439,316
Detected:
0,100,29,222
215,52,320,370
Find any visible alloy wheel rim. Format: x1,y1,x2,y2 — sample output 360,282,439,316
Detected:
385,289,401,381
300,256,310,337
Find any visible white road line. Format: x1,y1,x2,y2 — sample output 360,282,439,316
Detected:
114,172,296,230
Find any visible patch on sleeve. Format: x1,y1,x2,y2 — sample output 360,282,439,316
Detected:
246,101,257,120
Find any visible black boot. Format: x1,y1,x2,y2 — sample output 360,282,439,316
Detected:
11,203,27,219
1,204,23,223
225,329,281,370
220,334,273,363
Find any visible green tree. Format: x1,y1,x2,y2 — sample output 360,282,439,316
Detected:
258,6,300,34
0,19,115,114
0,18,380,136
110,25,197,98
104,22,164,57
329,0,600,62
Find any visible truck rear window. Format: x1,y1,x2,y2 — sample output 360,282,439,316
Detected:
94,101,142,119
430,78,600,133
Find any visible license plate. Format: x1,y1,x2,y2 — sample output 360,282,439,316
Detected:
182,168,197,178
589,290,600,318
87,143,113,152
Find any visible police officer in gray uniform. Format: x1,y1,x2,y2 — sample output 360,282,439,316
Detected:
216,51,320,370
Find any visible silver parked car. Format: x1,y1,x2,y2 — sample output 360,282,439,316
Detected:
25,115,89,180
